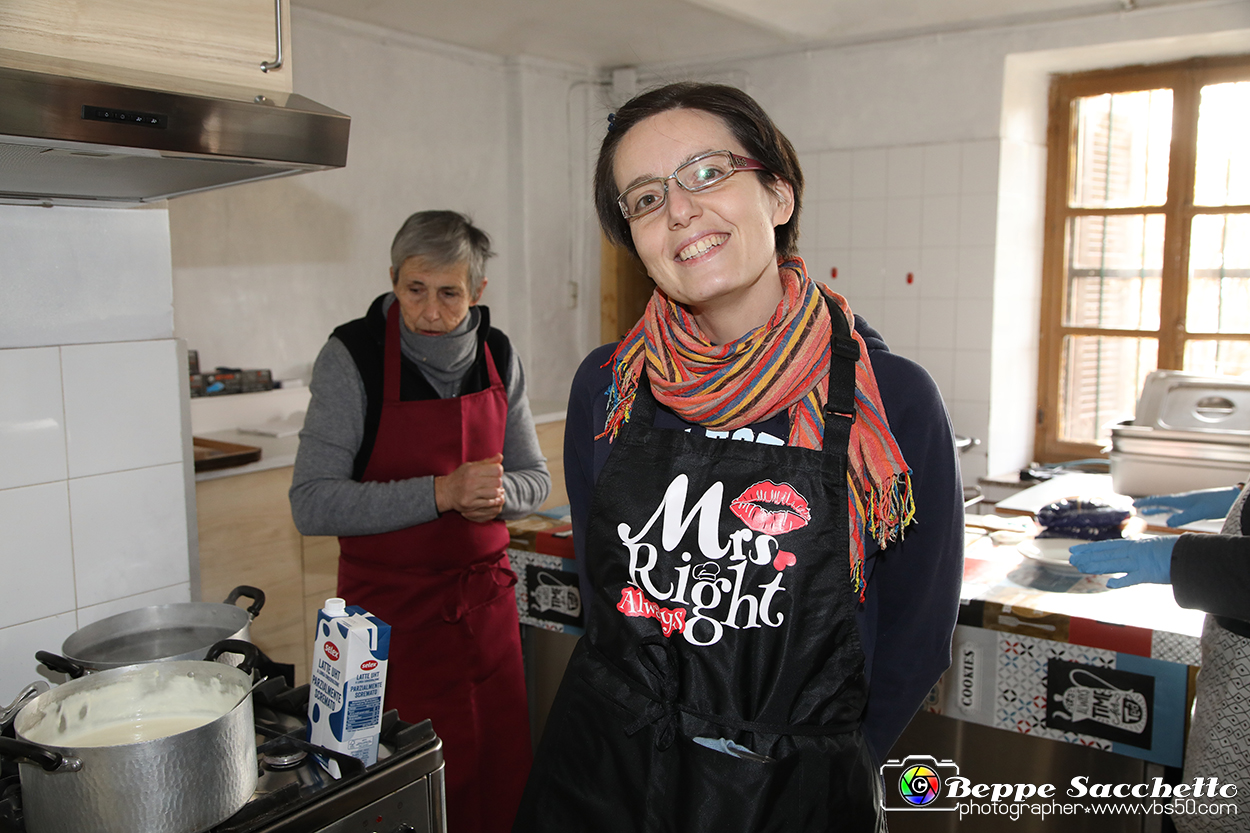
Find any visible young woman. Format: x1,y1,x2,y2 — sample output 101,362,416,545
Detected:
514,84,964,831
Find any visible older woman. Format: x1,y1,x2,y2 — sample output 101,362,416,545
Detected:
514,85,963,831
291,210,549,833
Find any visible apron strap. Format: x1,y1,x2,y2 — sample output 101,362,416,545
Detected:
820,292,858,461
383,300,403,403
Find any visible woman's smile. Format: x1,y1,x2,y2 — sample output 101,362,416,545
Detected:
613,108,793,344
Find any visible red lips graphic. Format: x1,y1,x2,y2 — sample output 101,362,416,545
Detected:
730,480,812,535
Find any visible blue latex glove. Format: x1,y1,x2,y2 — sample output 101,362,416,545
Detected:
1068,537,1176,588
1133,486,1241,527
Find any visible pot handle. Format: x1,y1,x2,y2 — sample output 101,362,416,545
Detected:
0,681,50,732
204,639,261,674
224,585,266,618
34,651,88,679
0,737,82,773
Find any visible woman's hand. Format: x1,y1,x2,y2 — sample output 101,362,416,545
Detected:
435,454,506,522
1068,536,1177,588
1132,486,1241,527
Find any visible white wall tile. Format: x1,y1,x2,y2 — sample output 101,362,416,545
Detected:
913,348,955,402
850,296,885,332
0,205,173,349
882,248,921,300
0,483,75,629
953,350,993,403
885,197,922,248
849,198,887,248
816,200,852,249
956,298,995,350
816,248,851,288
851,148,888,199
920,247,960,299
849,248,886,298
958,246,997,299
62,340,184,478
917,299,958,349
888,146,925,197
959,193,999,248
77,582,192,630
0,612,78,696
947,400,991,451
69,463,190,608
923,144,962,196
819,150,853,200
0,347,66,490
922,195,960,248
961,140,1002,195
878,296,919,351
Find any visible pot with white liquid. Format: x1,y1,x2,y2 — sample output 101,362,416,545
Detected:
0,640,260,833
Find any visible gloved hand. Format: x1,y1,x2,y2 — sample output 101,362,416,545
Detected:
1133,486,1241,527
1068,536,1176,588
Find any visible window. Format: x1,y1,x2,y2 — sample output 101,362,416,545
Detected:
1036,55,1250,462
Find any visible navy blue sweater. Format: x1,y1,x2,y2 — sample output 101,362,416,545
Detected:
562,316,965,763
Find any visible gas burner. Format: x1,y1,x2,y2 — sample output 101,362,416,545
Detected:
259,737,307,770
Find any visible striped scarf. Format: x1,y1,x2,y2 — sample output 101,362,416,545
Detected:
600,258,914,598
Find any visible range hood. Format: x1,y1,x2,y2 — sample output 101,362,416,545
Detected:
0,62,350,207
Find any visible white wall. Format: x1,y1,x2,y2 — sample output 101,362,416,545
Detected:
169,10,600,413
633,0,1250,484
0,205,195,697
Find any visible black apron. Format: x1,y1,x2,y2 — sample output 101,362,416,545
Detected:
516,301,884,832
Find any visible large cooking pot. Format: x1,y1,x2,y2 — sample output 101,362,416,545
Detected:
0,640,260,833
50,585,264,672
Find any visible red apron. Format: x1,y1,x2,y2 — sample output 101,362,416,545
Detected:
337,301,532,833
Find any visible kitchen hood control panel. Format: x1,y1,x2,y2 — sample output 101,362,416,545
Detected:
82,105,167,129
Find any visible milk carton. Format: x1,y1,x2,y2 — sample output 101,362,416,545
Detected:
308,598,390,778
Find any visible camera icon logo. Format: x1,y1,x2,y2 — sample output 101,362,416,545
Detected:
880,754,959,812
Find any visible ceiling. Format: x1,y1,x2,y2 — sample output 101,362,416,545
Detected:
291,0,1155,70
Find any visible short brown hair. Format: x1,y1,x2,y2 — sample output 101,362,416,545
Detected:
593,83,804,259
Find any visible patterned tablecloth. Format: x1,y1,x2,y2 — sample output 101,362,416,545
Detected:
927,525,1205,768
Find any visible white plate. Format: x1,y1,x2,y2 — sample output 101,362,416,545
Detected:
1016,537,1087,575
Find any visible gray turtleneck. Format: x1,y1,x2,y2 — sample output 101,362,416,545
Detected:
289,296,551,536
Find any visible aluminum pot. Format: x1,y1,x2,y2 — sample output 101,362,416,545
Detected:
0,640,260,833
53,585,265,672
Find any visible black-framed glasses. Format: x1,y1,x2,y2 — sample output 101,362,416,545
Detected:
617,150,768,221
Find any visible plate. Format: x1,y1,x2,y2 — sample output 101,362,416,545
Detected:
1016,537,1087,576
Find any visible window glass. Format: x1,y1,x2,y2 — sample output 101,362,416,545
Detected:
1184,339,1250,377
1059,335,1157,443
1070,90,1172,208
1063,214,1164,330
1194,81,1250,206
1187,213,1250,334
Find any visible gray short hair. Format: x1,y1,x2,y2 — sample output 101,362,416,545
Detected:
389,211,494,296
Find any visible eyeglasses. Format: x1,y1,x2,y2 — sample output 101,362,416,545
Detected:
617,150,768,221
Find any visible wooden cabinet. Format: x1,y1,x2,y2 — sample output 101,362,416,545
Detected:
0,0,293,94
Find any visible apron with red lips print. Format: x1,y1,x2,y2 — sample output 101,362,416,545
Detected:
515,301,884,833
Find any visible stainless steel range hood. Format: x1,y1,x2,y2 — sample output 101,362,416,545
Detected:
0,63,350,207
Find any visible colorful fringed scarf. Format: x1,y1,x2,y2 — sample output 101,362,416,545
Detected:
600,258,914,598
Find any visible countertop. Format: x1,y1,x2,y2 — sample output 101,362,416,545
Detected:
194,429,300,482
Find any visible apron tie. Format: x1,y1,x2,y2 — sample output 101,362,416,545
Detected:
623,637,682,751
443,554,517,625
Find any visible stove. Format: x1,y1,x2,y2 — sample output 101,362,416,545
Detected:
0,678,445,833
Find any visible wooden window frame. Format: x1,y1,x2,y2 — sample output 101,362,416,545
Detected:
1036,54,1250,463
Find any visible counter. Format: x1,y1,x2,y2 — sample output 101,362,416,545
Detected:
194,429,301,481
925,476,1205,769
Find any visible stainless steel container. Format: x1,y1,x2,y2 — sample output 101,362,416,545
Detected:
56,585,264,671
1109,371,1250,496
0,642,259,833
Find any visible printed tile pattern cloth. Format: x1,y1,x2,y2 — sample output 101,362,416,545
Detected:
994,633,1114,751
1151,629,1202,667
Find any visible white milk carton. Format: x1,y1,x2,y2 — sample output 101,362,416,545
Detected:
308,598,390,778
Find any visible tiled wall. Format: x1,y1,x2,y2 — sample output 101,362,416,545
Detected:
800,140,999,482
0,205,193,698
